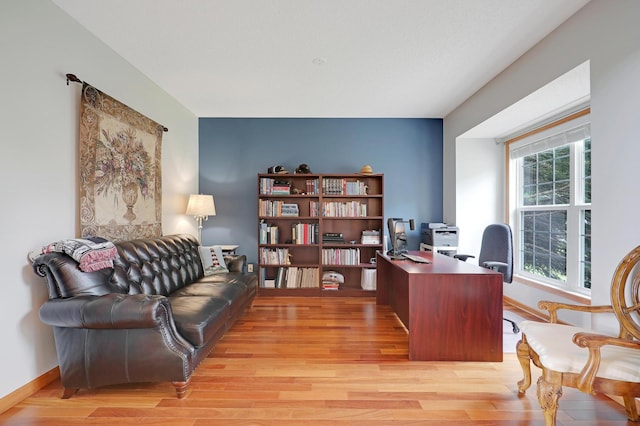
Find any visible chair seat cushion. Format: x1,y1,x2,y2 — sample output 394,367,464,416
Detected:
520,320,640,382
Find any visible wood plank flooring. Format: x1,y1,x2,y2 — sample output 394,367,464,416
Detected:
0,297,632,425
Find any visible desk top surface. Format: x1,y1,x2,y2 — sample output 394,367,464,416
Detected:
378,251,502,276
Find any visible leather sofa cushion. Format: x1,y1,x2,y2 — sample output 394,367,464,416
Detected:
171,281,248,306
200,273,258,296
169,296,229,348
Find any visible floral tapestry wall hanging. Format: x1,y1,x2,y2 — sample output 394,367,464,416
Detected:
79,83,163,241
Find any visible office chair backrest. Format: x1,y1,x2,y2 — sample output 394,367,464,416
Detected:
478,223,513,283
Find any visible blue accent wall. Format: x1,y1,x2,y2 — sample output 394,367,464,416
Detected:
198,118,443,265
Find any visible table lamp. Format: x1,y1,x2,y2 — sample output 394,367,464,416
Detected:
186,194,216,244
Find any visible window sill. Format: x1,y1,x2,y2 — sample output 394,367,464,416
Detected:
513,274,591,305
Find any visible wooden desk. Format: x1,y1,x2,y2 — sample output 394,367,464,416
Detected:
376,251,503,362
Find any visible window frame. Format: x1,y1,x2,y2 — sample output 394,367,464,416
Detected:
507,109,591,295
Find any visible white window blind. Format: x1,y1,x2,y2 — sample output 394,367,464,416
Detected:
509,115,590,159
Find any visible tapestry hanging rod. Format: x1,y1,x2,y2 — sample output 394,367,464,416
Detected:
65,73,169,132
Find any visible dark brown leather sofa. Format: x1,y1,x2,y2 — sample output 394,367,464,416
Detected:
32,234,257,399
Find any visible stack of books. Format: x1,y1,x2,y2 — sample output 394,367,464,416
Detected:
321,270,344,291
271,180,291,195
322,281,340,291
322,232,345,243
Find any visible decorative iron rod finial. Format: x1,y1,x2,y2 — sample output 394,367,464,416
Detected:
63,72,168,132
65,73,82,85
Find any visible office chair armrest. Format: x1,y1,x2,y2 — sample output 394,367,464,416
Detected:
482,260,507,270
453,254,475,262
538,300,613,323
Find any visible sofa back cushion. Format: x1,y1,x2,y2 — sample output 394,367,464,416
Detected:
110,234,204,296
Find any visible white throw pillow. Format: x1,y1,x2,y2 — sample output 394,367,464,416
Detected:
198,245,229,276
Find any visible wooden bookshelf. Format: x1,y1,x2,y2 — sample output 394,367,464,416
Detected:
257,173,383,296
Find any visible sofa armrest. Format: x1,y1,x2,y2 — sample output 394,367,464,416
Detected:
39,294,173,329
224,254,246,273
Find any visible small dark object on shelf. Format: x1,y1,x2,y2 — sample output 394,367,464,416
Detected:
268,165,288,174
295,163,312,174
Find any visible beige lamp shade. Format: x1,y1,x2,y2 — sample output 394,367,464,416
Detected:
186,194,216,217
186,194,216,244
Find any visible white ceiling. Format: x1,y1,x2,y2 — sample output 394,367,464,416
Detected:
53,0,590,121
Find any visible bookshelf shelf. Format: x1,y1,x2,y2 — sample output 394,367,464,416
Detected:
257,173,384,296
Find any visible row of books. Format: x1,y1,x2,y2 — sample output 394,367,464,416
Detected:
305,179,319,195
322,178,368,195
322,201,367,217
259,201,367,218
322,248,361,265
292,223,319,244
261,267,376,290
263,267,319,288
309,201,320,217
259,247,291,265
259,221,279,244
259,200,299,217
259,226,379,246
260,178,322,195
360,268,377,291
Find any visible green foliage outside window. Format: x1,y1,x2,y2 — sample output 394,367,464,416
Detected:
519,138,590,289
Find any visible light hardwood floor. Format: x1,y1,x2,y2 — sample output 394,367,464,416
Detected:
0,297,632,425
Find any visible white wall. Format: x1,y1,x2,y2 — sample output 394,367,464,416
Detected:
444,0,640,329
455,138,504,258
0,0,199,399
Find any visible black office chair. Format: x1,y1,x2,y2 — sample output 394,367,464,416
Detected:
455,223,518,333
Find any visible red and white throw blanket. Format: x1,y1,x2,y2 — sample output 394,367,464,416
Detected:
37,237,117,272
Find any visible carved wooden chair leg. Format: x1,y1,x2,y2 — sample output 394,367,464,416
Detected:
172,379,190,399
61,388,79,399
537,372,563,426
623,395,639,421
516,337,532,395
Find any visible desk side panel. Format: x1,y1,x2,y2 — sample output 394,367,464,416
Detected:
408,273,503,362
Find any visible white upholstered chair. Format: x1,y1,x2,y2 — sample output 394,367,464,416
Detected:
516,245,640,426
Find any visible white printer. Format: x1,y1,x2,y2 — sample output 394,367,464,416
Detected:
420,223,459,256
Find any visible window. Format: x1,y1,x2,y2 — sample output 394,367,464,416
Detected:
509,110,591,293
